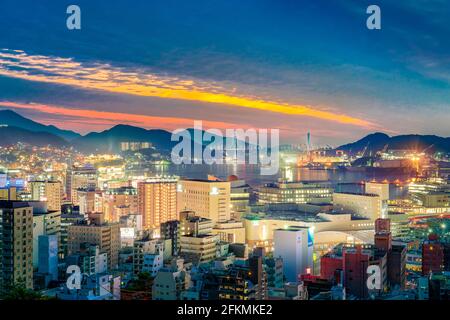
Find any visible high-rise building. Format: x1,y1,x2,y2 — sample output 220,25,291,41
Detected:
177,179,231,223
67,217,120,270
273,226,313,282
388,244,407,289
138,178,177,230
66,166,98,205
30,180,62,211
0,201,34,291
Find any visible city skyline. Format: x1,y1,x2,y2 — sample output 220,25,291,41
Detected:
0,0,449,145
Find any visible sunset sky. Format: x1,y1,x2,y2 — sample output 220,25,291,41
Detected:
0,0,449,146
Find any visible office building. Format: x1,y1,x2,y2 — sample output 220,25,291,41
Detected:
257,180,333,205
178,211,219,263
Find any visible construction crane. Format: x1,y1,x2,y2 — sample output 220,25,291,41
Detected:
361,142,370,158
421,144,434,154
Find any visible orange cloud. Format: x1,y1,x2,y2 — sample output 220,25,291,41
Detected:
0,101,250,133
0,49,380,129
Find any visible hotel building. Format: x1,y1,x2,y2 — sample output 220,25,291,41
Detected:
177,179,231,223
138,177,177,230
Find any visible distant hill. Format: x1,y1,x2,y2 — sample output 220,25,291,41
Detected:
72,125,177,153
72,125,246,154
0,126,69,147
338,132,450,155
0,109,81,141
1,109,448,156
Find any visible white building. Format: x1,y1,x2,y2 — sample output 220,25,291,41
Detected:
333,192,382,220
177,179,231,223
273,226,313,282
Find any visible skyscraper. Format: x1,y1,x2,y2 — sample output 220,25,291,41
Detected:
138,178,177,230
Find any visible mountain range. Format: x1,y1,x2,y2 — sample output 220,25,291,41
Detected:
337,132,450,155
0,109,449,155
0,125,68,147
0,109,80,141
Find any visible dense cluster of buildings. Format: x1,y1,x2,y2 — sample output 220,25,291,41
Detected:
1,145,450,300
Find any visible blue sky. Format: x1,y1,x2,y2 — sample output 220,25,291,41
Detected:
0,0,449,146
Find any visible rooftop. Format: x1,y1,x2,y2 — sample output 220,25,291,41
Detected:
0,200,32,209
